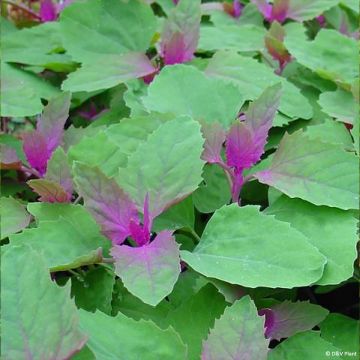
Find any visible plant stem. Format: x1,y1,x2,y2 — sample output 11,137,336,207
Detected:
20,165,41,178
73,195,82,205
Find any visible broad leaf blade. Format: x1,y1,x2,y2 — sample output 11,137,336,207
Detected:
260,301,329,340
111,231,181,306
0,197,31,240
117,116,205,217
143,65,244,128
1,245,86,359
160,0,201,64
202,296,269,360
62,52,156,92
181,204,326,288
60,0,157,61
265,195,358,285
205,52,312,120
254,131,359,210
73,163,138,245
79,309,187,359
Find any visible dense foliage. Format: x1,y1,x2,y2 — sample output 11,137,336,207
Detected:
1,0,359,359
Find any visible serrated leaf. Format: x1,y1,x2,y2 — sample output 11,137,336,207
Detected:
181,204,326,288
268,331,339,360
62,52,156,92
205,51,313,120
27,179,71,203
143,65,244,128
14,203,110,271
1,245,86,359
117,116,205,217
60,0,156,62
254,131,359,210
199,24,266,52
0,197,31,240
284,29,357,86
111,231,181,306
71,267,115,315
2,22,73,70
318,88,357,124
166,284,227,359
160,0,201,64
320,314,360,353
79,309,187,359
260,300,329,340
68,132,126,177
1,62,58,117
202,296,269,360
193,165,231,214
287,0,340,21
73,163,138,245
265,195,358,285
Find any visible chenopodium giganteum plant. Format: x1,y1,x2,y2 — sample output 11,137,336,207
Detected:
1,0,359,358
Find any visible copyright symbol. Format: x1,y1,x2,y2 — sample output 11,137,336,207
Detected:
326,351,330,356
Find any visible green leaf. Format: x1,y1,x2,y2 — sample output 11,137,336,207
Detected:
71,267,115,315
268,331,339,360
1,245,86,359
202,296,269,359
68,132,126,178
192,164,231,214
265,195,358,285
62,52,155,92
153,196,195,232
117,116,205,217
68,114,170,177
166,284,227,359
284,29,357,86
2,22,73,71
199,24,266,52
340,0,359,13
287,0,340,21
112,280,172,327
304,120,354,150
79,309,187,359
60,0,156,62
0,197,31,240
205,51,313,120
1,62,58,117
318,88,357,124
320,314,360,353
181,204,326,288
143,64,244,128
254,131,359,210
111,231,181,306
12,203,110,271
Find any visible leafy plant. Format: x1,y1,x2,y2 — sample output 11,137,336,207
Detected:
1,0,358,358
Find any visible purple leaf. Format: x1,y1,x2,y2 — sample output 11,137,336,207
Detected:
39,0,58,22
252,0,289,23
259,301,329,340
22,92,71,176
224,84,282,201
160,0,201,65
201,122,226,164
111,230,181,305
45,147,73,198
37,92,71,154
27,179,72,203
22,132,50,176
73,163,139,245
28,148,73,203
